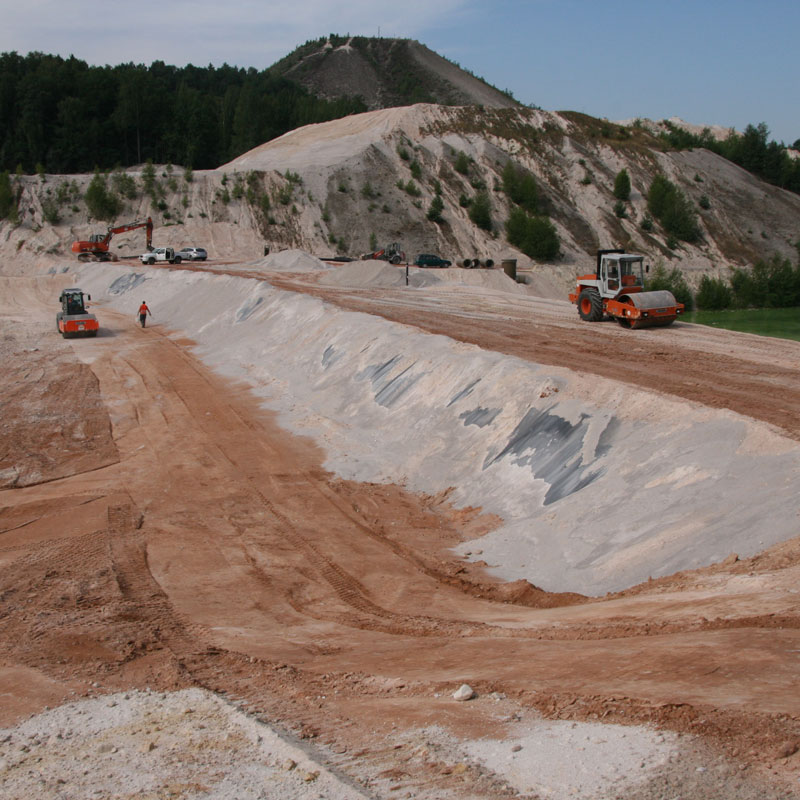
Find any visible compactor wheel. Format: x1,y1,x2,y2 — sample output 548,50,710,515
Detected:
577,288,604,321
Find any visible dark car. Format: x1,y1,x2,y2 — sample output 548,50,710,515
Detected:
414,253,451,268
176,247,208,261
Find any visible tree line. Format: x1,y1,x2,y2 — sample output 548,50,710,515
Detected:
646,253,800,312
0,51,366,174
658,120,800,195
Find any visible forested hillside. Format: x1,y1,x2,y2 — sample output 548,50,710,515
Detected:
0,52,365,173
1,46,799,202
658,119,800,194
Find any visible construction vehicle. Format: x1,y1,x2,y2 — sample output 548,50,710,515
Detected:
56,288,99,338
139,247,182,265
71,217,153,262
361,242,405,264
569,249,684,329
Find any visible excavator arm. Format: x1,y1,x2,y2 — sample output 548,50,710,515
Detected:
72,216,153,260
107,217,153,250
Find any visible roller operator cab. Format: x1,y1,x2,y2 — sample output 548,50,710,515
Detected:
57,288,99,338
569,249,684,329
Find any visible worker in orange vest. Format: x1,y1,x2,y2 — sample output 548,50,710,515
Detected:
137,301,151,328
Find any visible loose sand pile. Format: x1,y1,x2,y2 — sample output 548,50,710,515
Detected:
318,260,528,292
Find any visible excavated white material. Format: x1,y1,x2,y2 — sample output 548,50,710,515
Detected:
71,262,800,597
318,260,528,292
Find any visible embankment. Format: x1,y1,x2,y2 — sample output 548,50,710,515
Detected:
70,261,800,596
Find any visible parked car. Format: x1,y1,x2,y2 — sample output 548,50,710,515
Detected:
139,247,182,265
176,247,208,261
414,253,451,268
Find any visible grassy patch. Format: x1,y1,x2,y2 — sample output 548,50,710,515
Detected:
685,307,800,341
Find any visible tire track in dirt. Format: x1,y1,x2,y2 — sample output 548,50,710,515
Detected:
99,309,800,649
131,323,497,638
5,281,800,796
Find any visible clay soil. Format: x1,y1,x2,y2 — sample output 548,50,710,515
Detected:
2,270,800,798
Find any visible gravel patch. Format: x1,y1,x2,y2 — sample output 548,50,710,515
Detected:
0,688,370,800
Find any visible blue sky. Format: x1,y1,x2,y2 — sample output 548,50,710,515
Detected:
3,0,797,144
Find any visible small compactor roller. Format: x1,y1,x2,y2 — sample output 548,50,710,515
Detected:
569,249,684,329
57,288,99,338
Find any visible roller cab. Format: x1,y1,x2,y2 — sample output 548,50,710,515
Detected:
57,288,99,338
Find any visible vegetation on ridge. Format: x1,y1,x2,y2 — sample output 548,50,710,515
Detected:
0,52,366,173
658,120,800,195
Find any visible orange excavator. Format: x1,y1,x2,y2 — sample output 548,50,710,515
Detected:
71,217,153,262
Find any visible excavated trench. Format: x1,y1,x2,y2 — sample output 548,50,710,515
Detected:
73,261,800,597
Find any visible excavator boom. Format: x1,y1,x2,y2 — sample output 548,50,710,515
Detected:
71,217,153,261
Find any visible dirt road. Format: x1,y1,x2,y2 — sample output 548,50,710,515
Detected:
1,272,800,798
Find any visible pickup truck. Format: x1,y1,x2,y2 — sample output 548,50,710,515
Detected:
140,247,182,265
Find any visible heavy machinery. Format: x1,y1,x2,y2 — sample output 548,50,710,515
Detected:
361,242,406,264
569,249,684,329
56,288,99,338
71,217,153,262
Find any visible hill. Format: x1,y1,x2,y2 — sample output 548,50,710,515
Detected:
270,36,519,110
3,102,799,292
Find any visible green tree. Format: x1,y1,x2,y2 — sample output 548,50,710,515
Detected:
141,160,156,196
41,196,60,224
505,207,560,260
696,274,732,310
427,193,444,223
454,150,471,175
646,264,694,310
729,254,800,308
84,170,120,220
647,175,700,243
613,168,631,200
0,170,13,218
111,168,137,199
502,161,538,214
468,192,492,231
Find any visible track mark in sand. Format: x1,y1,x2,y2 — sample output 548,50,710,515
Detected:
106,503,205,658
128,325,491,637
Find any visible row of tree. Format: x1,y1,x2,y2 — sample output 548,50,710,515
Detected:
659,120,800,195
695,254,800,310
0,52,366,173
646,254,800,312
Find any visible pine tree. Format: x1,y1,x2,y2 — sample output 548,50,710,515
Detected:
613,168,631,201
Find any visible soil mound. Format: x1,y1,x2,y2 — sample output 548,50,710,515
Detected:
319,260,526,292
